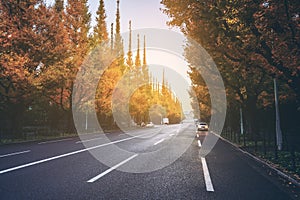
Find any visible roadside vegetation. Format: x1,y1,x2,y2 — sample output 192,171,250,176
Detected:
161,0,300,178
0,0,182,143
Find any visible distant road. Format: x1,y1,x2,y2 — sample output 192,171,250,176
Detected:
0,124,295,199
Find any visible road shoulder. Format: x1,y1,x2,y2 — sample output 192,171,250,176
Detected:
213,132,300,199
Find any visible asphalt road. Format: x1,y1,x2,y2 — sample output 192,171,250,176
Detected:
0,123,298,199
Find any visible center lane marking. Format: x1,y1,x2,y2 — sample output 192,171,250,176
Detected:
0,133,151,175
198,139,214,192
201,157,214,192
154,138,165,146
197,140,202,147
0,150,31,158
87,154,138,183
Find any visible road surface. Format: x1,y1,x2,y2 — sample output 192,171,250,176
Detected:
0,123,298,199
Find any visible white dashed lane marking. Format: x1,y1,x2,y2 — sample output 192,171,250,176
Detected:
198,139,214,192
154,139,165,146
87,154,138,183
0,150,31,158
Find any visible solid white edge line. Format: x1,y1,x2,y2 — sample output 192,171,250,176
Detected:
198,139,214,192
197,140,202,147
201,157,214,192
0,150,31,158
87,154,138,183
38,138,73,145
76,137,103,144
0,133,150,175
154,138,165,146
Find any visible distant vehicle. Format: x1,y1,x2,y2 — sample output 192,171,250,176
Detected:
162,118,169,125
145,122,154,128
197,122,209,131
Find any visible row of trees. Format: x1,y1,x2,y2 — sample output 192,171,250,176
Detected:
93,27,182,129
1,0,89,136
0,0,182,138
73,0,182,131
161,1,300,149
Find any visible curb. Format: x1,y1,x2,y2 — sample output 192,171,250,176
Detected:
0,131,103,146
212,132,300,188
0,134,77,146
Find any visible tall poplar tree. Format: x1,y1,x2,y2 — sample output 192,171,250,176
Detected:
114,0,122,52
93,0,108,46
66,0,91,58
134,34,141,68
57,0,91,131
126,20,134,69
95,0,126,129
113,0,124,66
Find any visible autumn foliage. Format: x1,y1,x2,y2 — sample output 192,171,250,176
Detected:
0,0,182,137
161,0,300,153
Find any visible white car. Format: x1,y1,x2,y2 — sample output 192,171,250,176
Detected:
145,122,154,128
197,122,209,131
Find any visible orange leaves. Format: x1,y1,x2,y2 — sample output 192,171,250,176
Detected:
1,52,31,81
95,63,123,116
